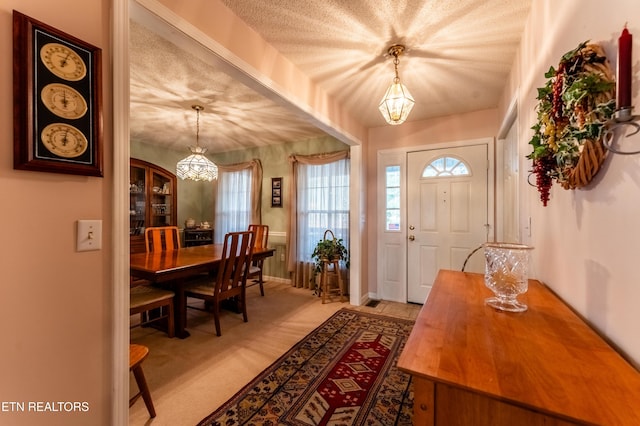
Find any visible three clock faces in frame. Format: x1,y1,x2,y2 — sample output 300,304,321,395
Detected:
38,41,90,159
40,43,88,158
13,11,103,176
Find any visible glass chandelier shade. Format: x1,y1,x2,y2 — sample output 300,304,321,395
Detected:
378,45,415,125
176,105,218,182
176,146,218,181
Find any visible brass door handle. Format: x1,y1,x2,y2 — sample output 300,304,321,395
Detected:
408,235,415,241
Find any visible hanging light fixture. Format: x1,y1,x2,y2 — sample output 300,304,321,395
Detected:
176,104,218,181
378,44,415,125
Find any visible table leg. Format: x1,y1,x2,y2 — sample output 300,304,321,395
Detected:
172,281,190,339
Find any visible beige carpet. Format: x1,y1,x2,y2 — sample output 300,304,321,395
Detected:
129,281,420,426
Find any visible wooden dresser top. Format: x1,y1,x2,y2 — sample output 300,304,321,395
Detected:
397,269,640,424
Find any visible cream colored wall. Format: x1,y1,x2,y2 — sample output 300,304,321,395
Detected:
0,1,113,425
512,0,640,366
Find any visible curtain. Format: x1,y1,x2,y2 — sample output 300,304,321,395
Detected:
214,159,262,243
287,151,349,273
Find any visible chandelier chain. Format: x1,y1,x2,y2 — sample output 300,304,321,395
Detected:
393,55,400,82
192,104,203,148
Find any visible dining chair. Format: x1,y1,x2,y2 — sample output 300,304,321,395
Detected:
247,224,269,296
129,344,156,418
184,230,255,336
144,226,181,252
130,280,175,338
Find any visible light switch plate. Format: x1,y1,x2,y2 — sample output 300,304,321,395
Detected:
77,220,102,251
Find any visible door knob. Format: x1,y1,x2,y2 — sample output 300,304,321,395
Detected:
408,235,415,241
409,225,415,230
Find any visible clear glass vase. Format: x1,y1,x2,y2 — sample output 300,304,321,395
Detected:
483,242,533,312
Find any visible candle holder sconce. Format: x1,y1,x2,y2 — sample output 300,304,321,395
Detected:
603,107,640,155
604,25,637,155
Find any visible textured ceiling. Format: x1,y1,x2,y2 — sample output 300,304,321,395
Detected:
130,0,532,153
129,21,325,153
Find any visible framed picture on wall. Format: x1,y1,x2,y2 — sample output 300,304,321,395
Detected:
13,11,103,177
271,177,282,207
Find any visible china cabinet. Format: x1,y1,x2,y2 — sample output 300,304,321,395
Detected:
130,158,177,253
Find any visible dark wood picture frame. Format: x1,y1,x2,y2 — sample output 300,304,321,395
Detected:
13,11,103,177
271,177,282,207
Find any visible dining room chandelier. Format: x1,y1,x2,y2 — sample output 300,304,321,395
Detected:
378,44,415,125
176,104,218,181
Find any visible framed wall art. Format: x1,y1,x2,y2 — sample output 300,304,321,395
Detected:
271,177,282,207
13,11,103,177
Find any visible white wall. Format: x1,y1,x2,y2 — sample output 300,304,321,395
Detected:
516,0,640,365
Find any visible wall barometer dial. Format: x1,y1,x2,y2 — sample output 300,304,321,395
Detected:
41,83,88,119
39,42,87,81
41,123,88,158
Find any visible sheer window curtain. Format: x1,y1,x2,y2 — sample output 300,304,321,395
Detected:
214,160,262,243
287,151,350,275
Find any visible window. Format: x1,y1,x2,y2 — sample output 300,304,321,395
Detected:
385,165,401,231
422,156,470,178
297,158,350,263
214,168,251,243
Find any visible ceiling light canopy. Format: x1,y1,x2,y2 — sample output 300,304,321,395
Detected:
176,105,218,181
378,44,415,125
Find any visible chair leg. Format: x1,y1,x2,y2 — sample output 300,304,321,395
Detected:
213,300,222,336
241,289,248,323
132,364,156,418
258,271,265,296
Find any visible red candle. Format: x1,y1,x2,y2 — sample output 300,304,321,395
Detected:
617,26,632,109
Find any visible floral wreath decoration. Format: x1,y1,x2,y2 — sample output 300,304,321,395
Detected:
528,41,616,206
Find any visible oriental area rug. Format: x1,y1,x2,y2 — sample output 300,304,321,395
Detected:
197,309,415,426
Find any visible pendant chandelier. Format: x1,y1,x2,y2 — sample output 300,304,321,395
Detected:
176,104,218,181
378,44,415,125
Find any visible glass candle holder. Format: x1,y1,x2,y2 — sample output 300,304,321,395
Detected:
483,242,534,312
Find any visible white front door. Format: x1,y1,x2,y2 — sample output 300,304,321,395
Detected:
406,144,489,303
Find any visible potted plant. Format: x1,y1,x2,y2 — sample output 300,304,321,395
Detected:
310,231,349,293
312,237,348,270
311,229,348,272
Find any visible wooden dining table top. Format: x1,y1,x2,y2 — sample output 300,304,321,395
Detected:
129,243,275,283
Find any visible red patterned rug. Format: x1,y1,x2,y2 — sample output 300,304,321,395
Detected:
197,308,415,426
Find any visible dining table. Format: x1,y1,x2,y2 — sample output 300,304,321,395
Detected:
130,244,275,338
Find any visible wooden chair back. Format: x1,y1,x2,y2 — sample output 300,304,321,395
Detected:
215,230,255,300
144,226,180,252
248,224,269,250
183,230,255,336
247,224,269,295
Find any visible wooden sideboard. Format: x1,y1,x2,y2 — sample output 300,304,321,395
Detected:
183,228,214,247
397,269,640,425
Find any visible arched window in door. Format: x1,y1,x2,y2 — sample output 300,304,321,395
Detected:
421,156,471,178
